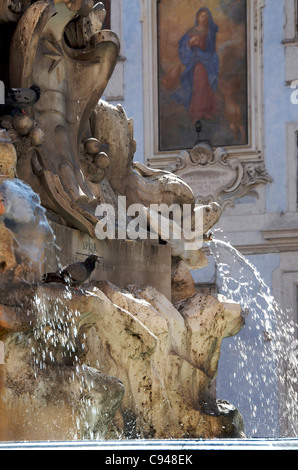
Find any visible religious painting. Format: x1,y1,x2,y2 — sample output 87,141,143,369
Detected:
157,0,248,151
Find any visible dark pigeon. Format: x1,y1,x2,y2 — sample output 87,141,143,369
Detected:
0,85,41,116
42,255,100,287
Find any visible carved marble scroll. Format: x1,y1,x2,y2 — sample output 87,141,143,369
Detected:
9,0,120,236
171,142,272,209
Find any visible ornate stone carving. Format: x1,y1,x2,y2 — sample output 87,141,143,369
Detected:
9,0,120,236
170,140,272,209
7,0,218,249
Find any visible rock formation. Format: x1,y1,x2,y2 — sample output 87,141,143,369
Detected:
0,279,244,440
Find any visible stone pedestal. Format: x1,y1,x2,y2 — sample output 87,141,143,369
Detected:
44,222,172,300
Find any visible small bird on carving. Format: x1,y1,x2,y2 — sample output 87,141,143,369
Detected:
0,85,41,116
42,255,100,287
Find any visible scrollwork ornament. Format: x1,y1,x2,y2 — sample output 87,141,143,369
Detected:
189,143,214,165
242,163,273,187
173,143,272,209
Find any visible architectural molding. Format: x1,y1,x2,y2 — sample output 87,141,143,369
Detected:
168,141,272,208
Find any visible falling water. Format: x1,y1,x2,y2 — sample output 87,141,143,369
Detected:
30,286,81,438
209,238,298,438
0,178,55,279
31,288,79,373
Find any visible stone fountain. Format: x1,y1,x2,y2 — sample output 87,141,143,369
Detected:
0,0,245,441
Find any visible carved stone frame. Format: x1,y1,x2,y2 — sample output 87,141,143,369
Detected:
141,0,268,205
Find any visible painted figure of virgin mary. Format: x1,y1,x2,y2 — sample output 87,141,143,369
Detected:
172,7,219,125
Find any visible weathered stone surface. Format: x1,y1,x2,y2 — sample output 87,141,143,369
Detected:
84,282,244,438
0,281,245,440
90,282,245,438
0,343,124,441
0,224,16,275
171,259,196,304
178,292,244,378
0,0,22,23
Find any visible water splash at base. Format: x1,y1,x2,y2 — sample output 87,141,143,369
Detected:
209,238,298,438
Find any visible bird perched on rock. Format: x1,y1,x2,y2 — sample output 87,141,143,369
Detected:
42,255,100,287
0,85,41,116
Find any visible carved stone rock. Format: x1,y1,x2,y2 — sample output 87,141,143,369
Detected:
171,259,196,304
7,1,216,258
0,130,17,181
0,223,16,275
0,277,245,440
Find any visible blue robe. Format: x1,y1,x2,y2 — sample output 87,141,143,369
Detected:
172,8,219,111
